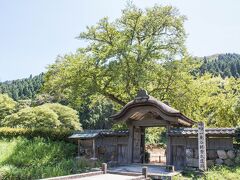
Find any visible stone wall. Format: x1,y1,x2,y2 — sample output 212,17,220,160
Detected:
186,148,240,168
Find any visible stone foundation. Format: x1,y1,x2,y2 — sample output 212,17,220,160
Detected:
186,148,240,168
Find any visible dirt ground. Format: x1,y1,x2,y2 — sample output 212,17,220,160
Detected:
145,145,166,163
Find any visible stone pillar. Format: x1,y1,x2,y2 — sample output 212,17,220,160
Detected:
142,166,148,178
198,122,207,171
102,163,107,174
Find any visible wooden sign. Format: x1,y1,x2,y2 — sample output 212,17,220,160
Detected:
198,122,207,171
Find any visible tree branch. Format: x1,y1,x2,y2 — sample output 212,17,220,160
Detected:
101,91,126,106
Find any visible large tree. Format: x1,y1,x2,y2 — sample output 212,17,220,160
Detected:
42,4,240,128
43,5,190,107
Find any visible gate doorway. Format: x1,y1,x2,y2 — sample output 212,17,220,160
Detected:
132,127,167,165
144,127,166,164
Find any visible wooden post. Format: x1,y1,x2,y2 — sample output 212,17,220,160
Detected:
102,163,107,174
127,124,134,163
92,138,96,159
198,122,207,171
166,125,171,165
77,139,80,157
142,166,148,178
141,127,145,163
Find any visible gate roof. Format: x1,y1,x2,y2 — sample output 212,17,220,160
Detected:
110,90,195,127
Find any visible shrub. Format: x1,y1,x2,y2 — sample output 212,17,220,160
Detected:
0,127,74,141
2,103,82,130
41,103,81,130
2,106,60,129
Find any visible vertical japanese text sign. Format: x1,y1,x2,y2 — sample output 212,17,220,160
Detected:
198,122,207,171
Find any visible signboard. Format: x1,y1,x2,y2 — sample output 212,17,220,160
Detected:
198,122,207,171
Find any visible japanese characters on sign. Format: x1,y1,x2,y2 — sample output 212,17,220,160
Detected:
198,122,207,171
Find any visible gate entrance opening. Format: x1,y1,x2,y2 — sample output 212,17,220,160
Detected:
144,127,166,164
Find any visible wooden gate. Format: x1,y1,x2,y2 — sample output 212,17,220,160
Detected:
172,145,185,169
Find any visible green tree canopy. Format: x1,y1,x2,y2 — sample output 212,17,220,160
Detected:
0,94,17,121
79,96,115,129
43,4,189,107
2,103,81,130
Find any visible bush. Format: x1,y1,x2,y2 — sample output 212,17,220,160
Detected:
2,106,60,129
42,103,81,130
0,127,74,141
2,103,82,130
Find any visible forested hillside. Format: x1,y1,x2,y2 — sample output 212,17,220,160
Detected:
199,53,240,78
0,73,44,100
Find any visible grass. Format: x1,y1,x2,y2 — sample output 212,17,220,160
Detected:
0,137,97,180
173,166,240,180
204,166,240,180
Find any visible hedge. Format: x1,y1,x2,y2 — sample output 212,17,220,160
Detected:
0,127,75,141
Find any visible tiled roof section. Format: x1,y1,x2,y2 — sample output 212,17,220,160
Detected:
110,89,196,126
69,130,129,139
100,130,129,137
168,128,236,136
69,131,99,139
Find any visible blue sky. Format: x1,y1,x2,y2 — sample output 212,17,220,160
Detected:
0,0,240,81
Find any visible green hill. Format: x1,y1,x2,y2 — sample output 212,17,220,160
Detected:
0,73,44,100
198,53,240,78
